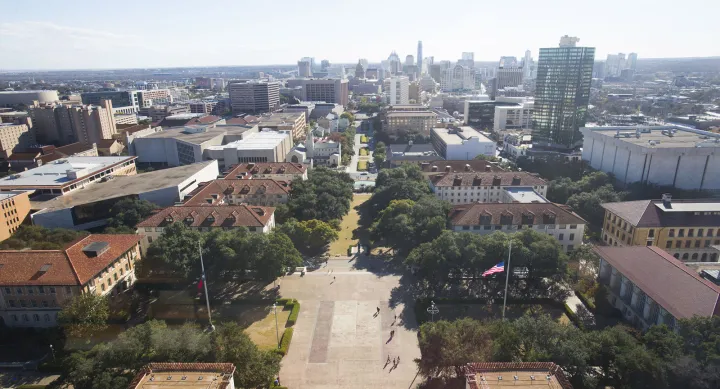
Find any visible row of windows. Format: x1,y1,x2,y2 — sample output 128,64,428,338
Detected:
4,286,65,296
11,313,55,323
672,252,718,262
8,299,56,308
662,239,720,249
668,228,718,238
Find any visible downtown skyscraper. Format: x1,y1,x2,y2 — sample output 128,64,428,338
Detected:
532,36,595,150
417,41,423,74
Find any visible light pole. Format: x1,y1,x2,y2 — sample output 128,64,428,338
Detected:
273,302,280,349
198,242,214,331
49,344,55,361
502,240,513,320
426,300,439,322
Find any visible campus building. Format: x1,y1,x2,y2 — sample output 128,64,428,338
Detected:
228,80,281,113
0,123,35,159
183,179,290,207
430,126,495,160
136,204,275,249
463,362,572,389
595,245,720,330
601,195,720,262
449,202,585,252
222,162,307,181
384,109,437,137
128,363,236,389
0,191,31,241
430,172,547,204
0,234,142,327
580,126,720,190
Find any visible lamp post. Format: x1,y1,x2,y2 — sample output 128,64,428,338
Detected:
273,302,280,349
426,300,439,322
49,344,55,361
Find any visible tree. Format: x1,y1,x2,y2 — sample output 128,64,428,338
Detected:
417,319,493,378
278,219,339,255
370,197,449,256
253,232,302,279
0,225,88,250
567,184,625,227
106,198,159,231
211,322,281,388
340,111,355,124
286,167,354,222
144,222,203,278
373,141,386,168
58,294,110,337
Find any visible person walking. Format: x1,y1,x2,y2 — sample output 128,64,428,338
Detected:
386,355,391,364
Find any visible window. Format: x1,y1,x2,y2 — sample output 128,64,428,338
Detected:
42,301,48,308
692,253,699,261
44,314,50,322
569,233,575,241
31,300,37,307
678,229,685,237
65,286,72,294
558,233,564,241
15,287,22,295
688,229,694,237
682,253,689,260
113,273,118,281
648,229,655,238
11,315,18,322
4,287,10,295
22,314,29,322
144,227,153,232
101,284,106,292
666,241,672,249
646,241,652,246
484,225,492,230
698,229,704,237
694,240,701,248
33,314,40,322
462,226,470,230
676,240,682,248
673,253,680,259
570,224,577,229
8,300,15,307
567,245,574,251
669,229,675,237
19,300,26,307
685,240,691,248
49,287,56,294
38,286,45,294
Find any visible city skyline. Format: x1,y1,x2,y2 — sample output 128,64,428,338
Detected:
1,0,719,70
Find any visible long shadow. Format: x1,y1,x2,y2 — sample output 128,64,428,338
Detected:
351,253,404,277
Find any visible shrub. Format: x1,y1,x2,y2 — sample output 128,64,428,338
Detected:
563,303,585,330
287,301,301,326
275,298,291,307
276,327,294,356
575,290,596,311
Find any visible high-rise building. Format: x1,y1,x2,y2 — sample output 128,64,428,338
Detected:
417,41,423,75
0,123,35,158
298,60,312,77
604,53,626,78
405,55,415,67
458,52,475,68
627,53,638,71
29,100,117,145
355,61,366,79
387,51,402,75
493,68,524,98
301,57,315,72
533,36,594,150
499,56,518,68
441,65,475,92
228,80,281,113
429,64,442,83
321,59,330,71
383,77,410,105
300,79,349,106
522,50,534,80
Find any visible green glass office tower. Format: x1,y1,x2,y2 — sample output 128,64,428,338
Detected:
533,42,594,150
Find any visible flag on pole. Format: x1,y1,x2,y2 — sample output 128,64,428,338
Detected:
482,262,505,277
197,276,204,291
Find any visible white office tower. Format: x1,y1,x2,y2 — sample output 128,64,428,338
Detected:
441,65,475,92
522,50,534,80
384,76,410,104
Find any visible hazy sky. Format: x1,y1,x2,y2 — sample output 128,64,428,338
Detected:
1,0,718,70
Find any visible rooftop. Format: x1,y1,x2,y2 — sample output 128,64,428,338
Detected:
433,126,493,145
0,156,136,189
33,161,217,212
137,204,273,228
386,111,438,117
255,112,304,126
419,160,505,174
207,130,289,151
128,363,235,389
594,245,720,319
601,197,720,227
450,202,585,226
0,191,29,201
464,362,572,389
0,234,141,286
431,172,546,187
581,125,720,149
184,179,290,206
387,143,438,161
222,162,306,179
141,125,256,145
504,187,549,203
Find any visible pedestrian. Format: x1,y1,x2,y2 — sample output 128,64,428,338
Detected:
376,307,380,313
333,276,336,281
393,357,397,366
391,329,395,337
386,355,391,364
397,356,400,365
394,314,397,321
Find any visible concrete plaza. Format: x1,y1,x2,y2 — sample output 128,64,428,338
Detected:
278,260,421,389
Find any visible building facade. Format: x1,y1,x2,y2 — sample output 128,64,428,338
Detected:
601,195,720,262
384,77,410,105
430,171,548,205
129,363,236,389
183,179,290,207
449,202,585,252
222,162,308,181
0,123,35,159
228,80,281,113
300,79,349,106
430,126,495,160
595,245,720,330
0,234,142,327
441,65,475,92
533,36,594,149
29,100,118,146
581,126,720,190
384,109,437,136
0,191,31,241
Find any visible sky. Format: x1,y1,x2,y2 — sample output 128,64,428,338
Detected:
1,0,719,70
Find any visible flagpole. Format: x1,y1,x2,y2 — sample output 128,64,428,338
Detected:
502,240,512,320
199,241,214,331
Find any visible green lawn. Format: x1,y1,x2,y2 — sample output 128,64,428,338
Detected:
360,135,369,143
328,194,369,255
245,308,291,350
357,161,368,171
359,148,368,156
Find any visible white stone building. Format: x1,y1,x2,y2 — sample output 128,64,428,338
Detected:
429,171,548,205
430,126,495,160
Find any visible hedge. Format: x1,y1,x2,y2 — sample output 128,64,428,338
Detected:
287,300,300,326
275,327,294,356
563,303,585,330
575,290,596,311
347,244,354,256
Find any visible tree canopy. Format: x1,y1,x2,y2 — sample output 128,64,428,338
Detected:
278,218,339,255
286,167,354,222
370,197,449,256
0,225,88,250
105,198,159,232
64,320,280,389
368,164,431,218
58,294,110,337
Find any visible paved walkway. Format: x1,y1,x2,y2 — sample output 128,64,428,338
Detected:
278,259,420,389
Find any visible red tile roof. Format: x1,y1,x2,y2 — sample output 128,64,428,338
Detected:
184,179,290,206
419,160,506,173
431,172,546,187
137,205,274,228
602,199,720,228
222,162,306,179
464,362,573,389
0,234,140,286
128,363,235,389
450,203,586,226
594,245,720,319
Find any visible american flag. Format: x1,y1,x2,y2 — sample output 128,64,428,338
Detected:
482,262,505,277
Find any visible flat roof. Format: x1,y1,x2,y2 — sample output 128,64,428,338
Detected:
503,187,548,203
582,125,720,149
433,126,492,145
33,161,217,212
129,363,235,389
0,191,28,201
386,111,437,117
141,125,254,144
464,362,572,389
207,130,289,151
655,202,720,212
0,156,135,189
